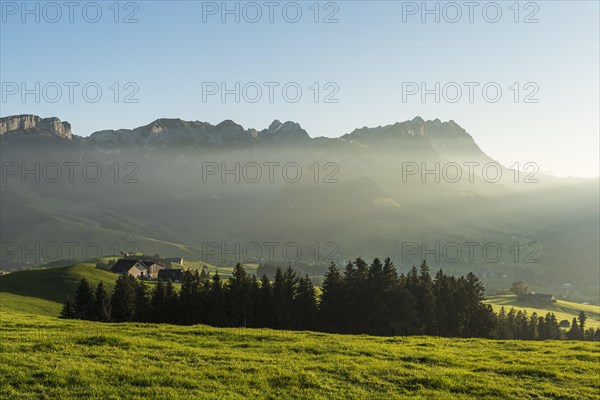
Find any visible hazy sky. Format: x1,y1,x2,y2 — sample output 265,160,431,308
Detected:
1,1,598,177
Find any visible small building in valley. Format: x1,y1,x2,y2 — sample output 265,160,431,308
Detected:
518,292,557,303
110,259,148,278
157,268,183,282
110,259,165,279
140,261,166,279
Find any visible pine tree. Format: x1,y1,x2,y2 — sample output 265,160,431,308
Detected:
365,258,389,335
415,260,436,335
294,275,318,330
272,267,285,329
164,279,179,323
527,312,539,340
433,270,452,336
495,306,508,339
59,296,76,319
545,313,561,340
179,270,201,324
537,315,548,340
94,282,111,321
74,278,95,320
381,257,402,335
254,274,275,328
320,262,343,332
150,279,166,322
206,272,227,326
280,267,299,329
578,311,587,333
461,272,494,337
228,263,253,327
248,274,260,327
111,274,137,322
341,259,369,333
567,317,580,340
406,265,419,291
369,257,384,287
506,308,517,339
354,257,369,283
134,280,150,322
382,258,398,290
200,265,209,280
515,310,528,340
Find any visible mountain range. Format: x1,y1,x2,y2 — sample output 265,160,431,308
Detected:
1,114,598,301
1,114,484,155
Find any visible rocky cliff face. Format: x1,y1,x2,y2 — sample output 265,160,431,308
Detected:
0,115,72,139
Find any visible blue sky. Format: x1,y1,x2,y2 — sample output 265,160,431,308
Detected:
1,1,598,177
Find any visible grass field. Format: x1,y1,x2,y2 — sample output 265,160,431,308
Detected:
485,295,600,328
1,265,599,399
0,310,599,400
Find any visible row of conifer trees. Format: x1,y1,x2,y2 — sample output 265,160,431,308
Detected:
60,258,599,340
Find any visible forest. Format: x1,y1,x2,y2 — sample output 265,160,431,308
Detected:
60,258,600,341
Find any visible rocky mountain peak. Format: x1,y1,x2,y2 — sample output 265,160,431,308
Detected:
216,119,243,131
260,120,310,142
268,119,283,131
0,114,72,139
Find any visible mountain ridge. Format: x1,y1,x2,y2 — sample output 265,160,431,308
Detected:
0,114,487,157
0,114,471,141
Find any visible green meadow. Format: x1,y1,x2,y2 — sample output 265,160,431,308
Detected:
1,263,599,399
1,311,599,400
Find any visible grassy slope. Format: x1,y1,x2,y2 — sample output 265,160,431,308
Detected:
486,295,600,328
0,263,120,317
0,263,118,304
0,311,598,400
0,263,186,317
0,292,61,316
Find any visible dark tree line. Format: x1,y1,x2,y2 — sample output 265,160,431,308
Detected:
60,258,600,341
495,308,599,341
318,258,497,337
